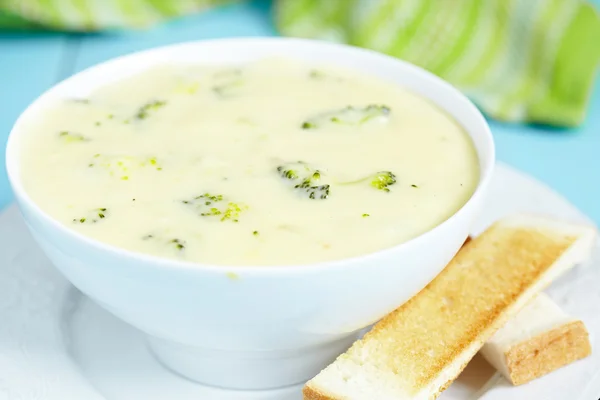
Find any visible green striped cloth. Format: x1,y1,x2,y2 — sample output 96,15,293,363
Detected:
0,0,233,30
1,0,599,127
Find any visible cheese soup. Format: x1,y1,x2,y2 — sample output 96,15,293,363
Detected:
19,59,479,266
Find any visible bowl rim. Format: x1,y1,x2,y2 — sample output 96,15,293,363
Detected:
5,36,495,275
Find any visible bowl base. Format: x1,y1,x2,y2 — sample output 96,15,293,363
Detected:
146,334,359,390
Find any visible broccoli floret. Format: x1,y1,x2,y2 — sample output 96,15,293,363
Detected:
173,81,200,95
141,233,186,252
221,202,245,221
135,100,166,119
72,207,108,224
212,69,245,98
296,179,330,200
277,161,312,180
370,171,397,192
309,70,326,79
88,154,162,178
340,171,397,192
276,161,330,200
308,69,344,82
301,104,391,129
182,193,246,222
59,131,90,143
213,80,244,97
169,238,186,250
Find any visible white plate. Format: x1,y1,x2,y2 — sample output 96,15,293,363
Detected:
0,162,598,400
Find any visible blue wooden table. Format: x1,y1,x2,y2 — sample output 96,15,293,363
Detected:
1,1,598,223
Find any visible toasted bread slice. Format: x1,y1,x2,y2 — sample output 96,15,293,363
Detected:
481,293,591,385
303,214,596,400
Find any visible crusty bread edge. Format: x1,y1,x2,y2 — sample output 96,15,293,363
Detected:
303,384,342,400
506,319,591,385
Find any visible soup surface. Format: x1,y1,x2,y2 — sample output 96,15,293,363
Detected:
19,58,479,266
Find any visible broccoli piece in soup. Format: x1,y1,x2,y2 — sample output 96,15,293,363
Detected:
369,171,397,192
135,100,167,119
301,104,391,129
182,193,247,222
58,131,90,143
72,207,108,224
276,161,330,200
340,171,397,193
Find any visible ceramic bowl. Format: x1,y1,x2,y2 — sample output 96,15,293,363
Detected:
6,37,495,390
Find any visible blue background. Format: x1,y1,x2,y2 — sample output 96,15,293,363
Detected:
1,0,598,222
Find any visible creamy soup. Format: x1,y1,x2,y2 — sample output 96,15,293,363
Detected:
19,58,479,266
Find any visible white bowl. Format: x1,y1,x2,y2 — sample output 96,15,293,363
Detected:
6,38,495,390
